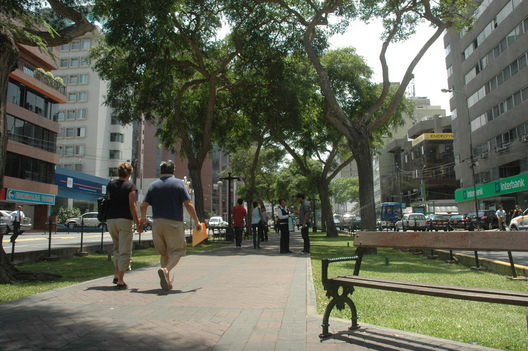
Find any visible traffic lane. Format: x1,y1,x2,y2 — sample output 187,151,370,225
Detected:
3,229,197,253
2,231,154,253
454,250,528,266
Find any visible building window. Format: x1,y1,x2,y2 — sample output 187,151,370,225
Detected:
80,56,90,67
7,81,22,105
79,73,89,84
6,114,57,153
68,92,77,102
70,57,80,67
69,75,78,85
109,150,121,159
70,40,81,50
78,108,87,119
78,91,88,102
56,111,66,121
81,39,91,50
60,58,69,68
60,43,69,51
110,117,121,125
110,133,124,143
109,168,119,177
5,152,55,184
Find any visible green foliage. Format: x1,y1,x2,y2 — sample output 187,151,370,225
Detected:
56,207,81,225
310,233,528,351
227,146,284,203
330,177,359,205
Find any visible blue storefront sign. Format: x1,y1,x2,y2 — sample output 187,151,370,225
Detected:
55,174,106,196
6,188,56,205
54,168,109,203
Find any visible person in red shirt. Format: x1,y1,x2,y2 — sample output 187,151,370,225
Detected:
232,199,247,248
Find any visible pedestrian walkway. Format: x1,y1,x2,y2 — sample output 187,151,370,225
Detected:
0,233,499,350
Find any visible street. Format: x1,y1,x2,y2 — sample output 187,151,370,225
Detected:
3,229,528,268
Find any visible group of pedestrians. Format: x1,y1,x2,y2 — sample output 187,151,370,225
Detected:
82,159,313,291
232,193,312,254
105,161,201,291
495,204,524,231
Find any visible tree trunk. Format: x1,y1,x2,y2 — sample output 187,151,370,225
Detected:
353,138,377,231
318,179,338,237
188,163,205,221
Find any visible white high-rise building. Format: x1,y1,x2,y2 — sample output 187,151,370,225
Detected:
53,30,133,178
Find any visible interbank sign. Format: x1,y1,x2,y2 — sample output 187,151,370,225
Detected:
455,173,528,202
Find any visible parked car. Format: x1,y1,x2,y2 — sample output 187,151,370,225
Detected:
142,216,153,231
208,216,228,228
466,210,498,229
509,209,528,231
0,210,32,233
66,212,102,229
333,214,342,230
448,214,468,229
425,214,451,231
395,213,427,231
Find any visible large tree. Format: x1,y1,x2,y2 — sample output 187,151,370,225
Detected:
92,0,244,219
235,0,473,230
0,1,94,283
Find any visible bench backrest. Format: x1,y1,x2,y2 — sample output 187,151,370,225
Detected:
354,231,528,251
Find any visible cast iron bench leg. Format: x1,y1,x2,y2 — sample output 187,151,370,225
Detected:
320,284,359,340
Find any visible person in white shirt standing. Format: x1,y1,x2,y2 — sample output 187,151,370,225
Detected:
10,205,25,243
495,205,506,231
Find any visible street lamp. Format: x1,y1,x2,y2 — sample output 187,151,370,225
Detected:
219,172,240,241
441,88,479,229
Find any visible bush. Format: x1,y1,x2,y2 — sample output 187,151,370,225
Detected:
57,207,81,224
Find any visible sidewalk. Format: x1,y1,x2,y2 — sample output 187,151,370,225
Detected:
0,234,499,350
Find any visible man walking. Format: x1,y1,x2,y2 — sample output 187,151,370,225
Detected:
276,199,291,254
232,198,247,248
10,205,25,243
296,193,312,254
139,161,201,291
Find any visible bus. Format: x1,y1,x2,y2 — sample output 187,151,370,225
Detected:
377,202,403,230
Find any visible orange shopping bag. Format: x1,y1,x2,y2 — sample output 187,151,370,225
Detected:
192,222,208,247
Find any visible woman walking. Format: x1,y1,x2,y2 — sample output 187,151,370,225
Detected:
106,162,140,289
251,201,262,249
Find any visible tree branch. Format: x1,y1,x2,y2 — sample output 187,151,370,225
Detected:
368,24,446,132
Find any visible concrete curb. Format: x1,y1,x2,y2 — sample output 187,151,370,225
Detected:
435,249,528,277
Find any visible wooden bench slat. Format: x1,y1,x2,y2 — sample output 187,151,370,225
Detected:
332,276,528,306
355,231,528,251
342,276,528,298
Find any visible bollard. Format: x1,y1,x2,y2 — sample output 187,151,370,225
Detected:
10,241,15,262
96,222,105,254
471,250,481,270
76,217,88,256
42,217,59,261
446,250,456,264
507,251,517,278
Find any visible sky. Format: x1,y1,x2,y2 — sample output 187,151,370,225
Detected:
329,19,451,113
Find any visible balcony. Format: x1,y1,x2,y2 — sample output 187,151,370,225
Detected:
34,69,66,94
10,66,67,103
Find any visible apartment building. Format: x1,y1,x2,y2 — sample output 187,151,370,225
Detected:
53,30,133,180
379,98,458,213
2,44,64,229
444,0,528,213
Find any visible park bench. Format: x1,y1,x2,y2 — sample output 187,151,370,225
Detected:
320,230,528,338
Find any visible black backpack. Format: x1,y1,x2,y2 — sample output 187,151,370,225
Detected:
97,195,110,222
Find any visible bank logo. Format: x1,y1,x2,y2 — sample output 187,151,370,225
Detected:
495,182,501,193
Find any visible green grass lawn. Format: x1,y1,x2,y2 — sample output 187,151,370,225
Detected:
0,241,227,304
310,232,528,351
